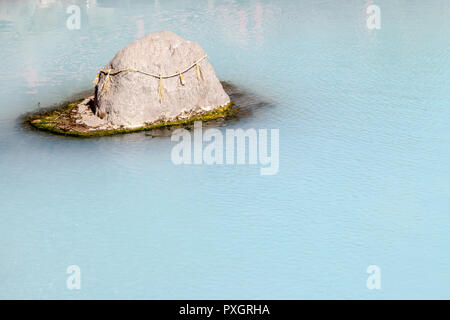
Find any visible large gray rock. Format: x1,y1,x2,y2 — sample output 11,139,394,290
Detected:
94,31,230,128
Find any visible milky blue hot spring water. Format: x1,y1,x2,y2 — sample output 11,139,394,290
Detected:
0,0,449,299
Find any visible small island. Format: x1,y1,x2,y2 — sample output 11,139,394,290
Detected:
26,31,238,137
26,88,235,138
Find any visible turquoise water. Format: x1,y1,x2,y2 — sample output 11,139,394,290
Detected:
1,0,449,299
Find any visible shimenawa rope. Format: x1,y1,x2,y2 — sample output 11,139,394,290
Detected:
93,54,208,102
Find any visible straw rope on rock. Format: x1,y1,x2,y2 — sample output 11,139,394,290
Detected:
93,54,208,102
94,54,208,83
92,31,231,128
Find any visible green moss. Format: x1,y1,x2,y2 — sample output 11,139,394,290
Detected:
26,100,235,138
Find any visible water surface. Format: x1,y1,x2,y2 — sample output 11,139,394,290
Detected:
0,0,449,299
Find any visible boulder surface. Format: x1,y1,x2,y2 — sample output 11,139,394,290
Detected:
94,31,230,128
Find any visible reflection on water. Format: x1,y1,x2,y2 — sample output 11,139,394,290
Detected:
0,0,280,101
1,0,450,299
